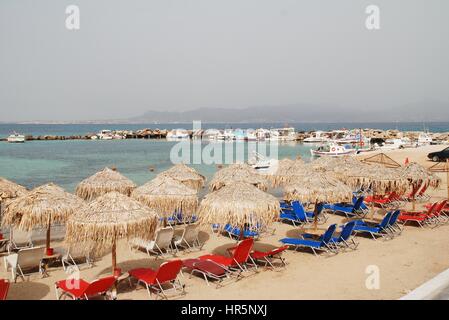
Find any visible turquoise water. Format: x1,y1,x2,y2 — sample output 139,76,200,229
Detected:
0,139,314,192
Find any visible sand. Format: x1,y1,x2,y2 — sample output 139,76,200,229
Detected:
2,144,449,300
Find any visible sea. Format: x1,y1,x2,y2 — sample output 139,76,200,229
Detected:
1,122,448,192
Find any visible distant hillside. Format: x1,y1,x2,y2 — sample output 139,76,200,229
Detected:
129,101,449,123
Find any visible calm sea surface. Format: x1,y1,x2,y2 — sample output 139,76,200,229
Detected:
1,122,448,192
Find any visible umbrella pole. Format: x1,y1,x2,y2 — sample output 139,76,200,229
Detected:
112,240,117,274
313,201,319,231
46,214,51,250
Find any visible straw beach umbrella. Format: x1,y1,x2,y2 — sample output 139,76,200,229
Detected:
0,178,28,217
131,176,198,218
199,182,279,232
268,158,306,187
158,163,205,191
76,167,136,201
65,191,158,273
2,183,86,250
209,164,268,191
284,172,353,230
401,162,441,210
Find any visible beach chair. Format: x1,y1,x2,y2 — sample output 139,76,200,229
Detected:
60,247,94,272
129,227,175,257
250,245,288,268
386,210,402,235
54,275,116,300
398,202,439,228
7,228,33,253
129,259,185,299
402,185,420,202
223,224,260,240
279,201,322,226
198,238,255,272
323,196,367,218
0,279,9,300
4,246,46,282
352,211,394,240
279,224,338,257
415,183,430,202
172,224,202,251
332,221,359,251
182,258,233,287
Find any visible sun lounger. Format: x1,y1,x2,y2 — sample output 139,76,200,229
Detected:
279,224,337,257
172,224,202,251
323,196,367,218
55,275,116,300
415,183,430,202
0,279,9,300
4,246,46,282
399,202,439,227
250,245,288,268
199,238,254,272
223,224,260,240
129,259,184,299
7,228,32,253
352,211,394,240
280,201,323,226
182,258,232,286
129,227,174,257
59,246,94,272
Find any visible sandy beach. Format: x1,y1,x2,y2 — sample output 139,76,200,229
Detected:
2,145,449,300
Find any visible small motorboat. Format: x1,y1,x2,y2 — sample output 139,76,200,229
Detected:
310,143,357,157
7,132,25,143
303,131,329,143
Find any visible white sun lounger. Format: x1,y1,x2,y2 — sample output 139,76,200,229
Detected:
129,227,174,257
4,246,46,282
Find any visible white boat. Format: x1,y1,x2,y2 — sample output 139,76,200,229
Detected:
417,132,433,146
246,129,257,141
303,131,329,143
310,143,357,157
216,129,235,141
255,128,270,141
247,152,277,173
166,129,190,140
7,132,25,143
202,129,221,140
269,127,296,141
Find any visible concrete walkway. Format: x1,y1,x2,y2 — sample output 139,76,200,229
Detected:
401,267,449,300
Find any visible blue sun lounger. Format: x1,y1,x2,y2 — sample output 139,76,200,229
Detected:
323,196,367,218
223,224,260,240
279,224,337,256
303,221,358,251
280,201,325,226
352,211,395,240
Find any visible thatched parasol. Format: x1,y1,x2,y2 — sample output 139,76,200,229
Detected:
2,183,86,250
284,171,353,229
76,167,136,201
157,163,205,191
429,160,449,200
198,182,279,231
65,191,158,273
268,158,306,187
402,162,441,188
0,178,28,202
131,175,198,217
209,164,268,191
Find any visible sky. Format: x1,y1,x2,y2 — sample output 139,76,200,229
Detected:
0,0,448,122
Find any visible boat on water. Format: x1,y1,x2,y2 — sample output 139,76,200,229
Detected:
303,131,329,143
216,129,235,141
247,151,277,172
246,129,257,141
310,143,357,157
269,127,296,141
7,132,25,143
202,129,221,140
166,129,190,140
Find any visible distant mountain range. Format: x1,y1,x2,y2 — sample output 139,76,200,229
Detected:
7,101,449,124
128,101,449,123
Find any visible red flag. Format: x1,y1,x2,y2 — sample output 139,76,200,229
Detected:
404,157,409,165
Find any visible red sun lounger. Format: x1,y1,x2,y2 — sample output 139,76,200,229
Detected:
129,259,184,299
182,258,233,286
199,238,254,272
250,245,288,268
55,275,116,300
0,279,9,300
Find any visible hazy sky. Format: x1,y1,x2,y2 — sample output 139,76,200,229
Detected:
0,0,448,121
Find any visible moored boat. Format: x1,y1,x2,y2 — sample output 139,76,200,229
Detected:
7,132,25,143
310,143,357,157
